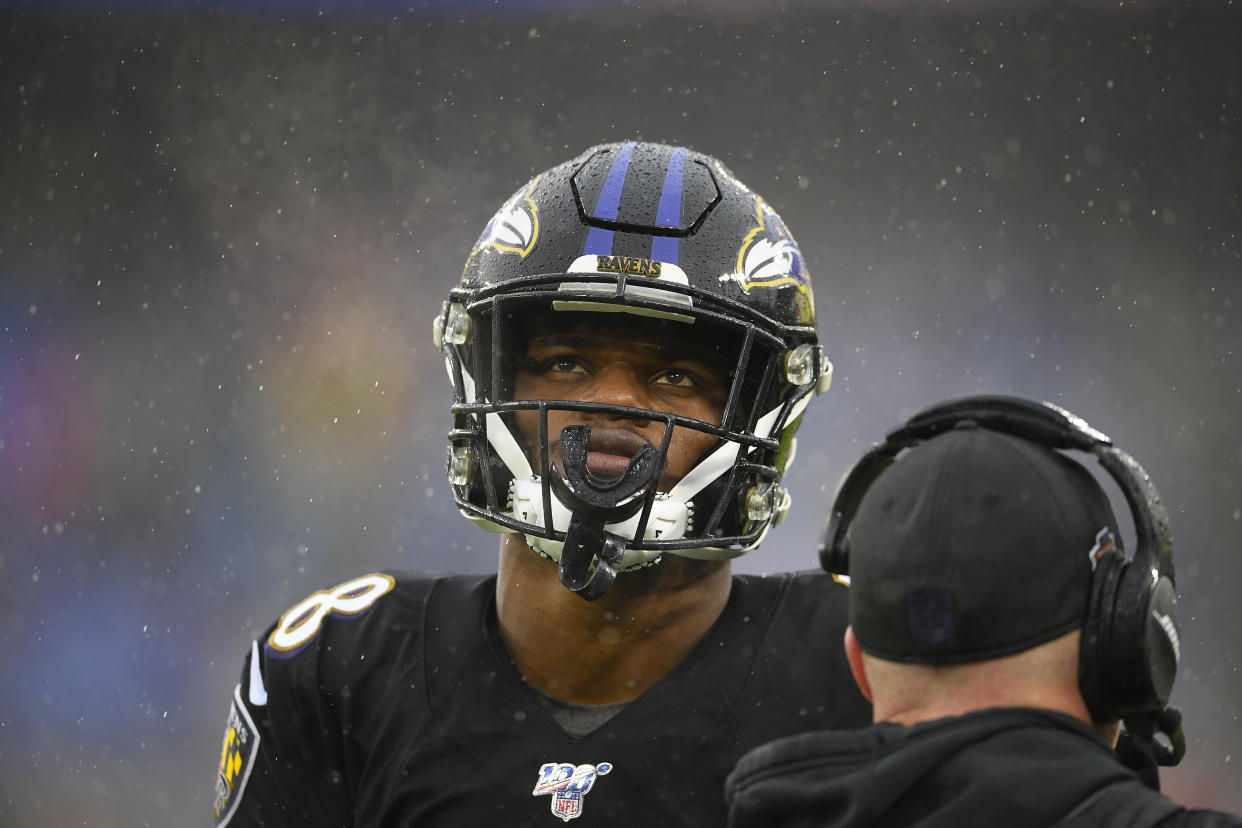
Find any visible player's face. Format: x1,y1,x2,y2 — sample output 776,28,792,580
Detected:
512,315,730,492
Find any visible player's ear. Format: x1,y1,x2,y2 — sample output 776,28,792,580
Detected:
844,626,872,702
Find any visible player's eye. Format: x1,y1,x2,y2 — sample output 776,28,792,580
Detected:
542,354,587,374
654,368,698,388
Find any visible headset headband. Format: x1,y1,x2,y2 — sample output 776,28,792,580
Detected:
819,395,1174,588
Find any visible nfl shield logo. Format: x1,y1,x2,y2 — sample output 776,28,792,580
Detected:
907,589,956,647
553,793,582,820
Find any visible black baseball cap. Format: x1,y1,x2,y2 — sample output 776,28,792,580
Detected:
848,423,1121,664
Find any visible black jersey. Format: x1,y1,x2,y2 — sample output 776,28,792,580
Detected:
212,569,868,827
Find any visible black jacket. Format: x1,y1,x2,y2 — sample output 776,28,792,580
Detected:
725,708,1241,828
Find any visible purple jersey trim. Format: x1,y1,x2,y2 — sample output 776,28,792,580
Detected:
582,141,637,256
650,146,685,265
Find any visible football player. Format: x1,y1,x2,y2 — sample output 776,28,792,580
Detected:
212,141,869,826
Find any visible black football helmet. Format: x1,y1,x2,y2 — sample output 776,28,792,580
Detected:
435,141,831,597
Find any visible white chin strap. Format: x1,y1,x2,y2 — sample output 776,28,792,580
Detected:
509,478,692,570
455,363,809,571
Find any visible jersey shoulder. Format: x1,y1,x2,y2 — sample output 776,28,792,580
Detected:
729,568,869,737
731,568,850,630
261,570,491,659
248,570,492,696
216,572,494,827
262,570,432,659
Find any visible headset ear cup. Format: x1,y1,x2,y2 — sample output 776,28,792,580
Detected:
1080,550,1127,723
1107,556,1161,717
1117,572,1179,716
1082,550,1180,722
1142,576,1180,710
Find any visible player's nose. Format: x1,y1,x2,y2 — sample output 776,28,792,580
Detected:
580,361,649,413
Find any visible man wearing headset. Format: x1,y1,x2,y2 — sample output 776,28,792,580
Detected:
210,142,872,826
725,396,1241,827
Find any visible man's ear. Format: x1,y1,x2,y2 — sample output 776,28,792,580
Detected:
844,625,872,702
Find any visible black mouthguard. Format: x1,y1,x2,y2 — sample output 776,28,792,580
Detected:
549,425,659,600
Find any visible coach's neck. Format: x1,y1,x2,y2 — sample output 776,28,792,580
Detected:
845,627,1122,746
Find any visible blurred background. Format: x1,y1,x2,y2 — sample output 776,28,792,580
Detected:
1,0,1239,824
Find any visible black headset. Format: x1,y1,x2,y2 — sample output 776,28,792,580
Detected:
819,395,1181,738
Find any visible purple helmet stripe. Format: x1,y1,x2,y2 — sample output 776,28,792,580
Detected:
582,141,637,256
650,146,686,264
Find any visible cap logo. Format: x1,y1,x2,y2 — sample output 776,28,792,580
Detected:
532,761,612,822
1087,527,1116,571
907,589,956,647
